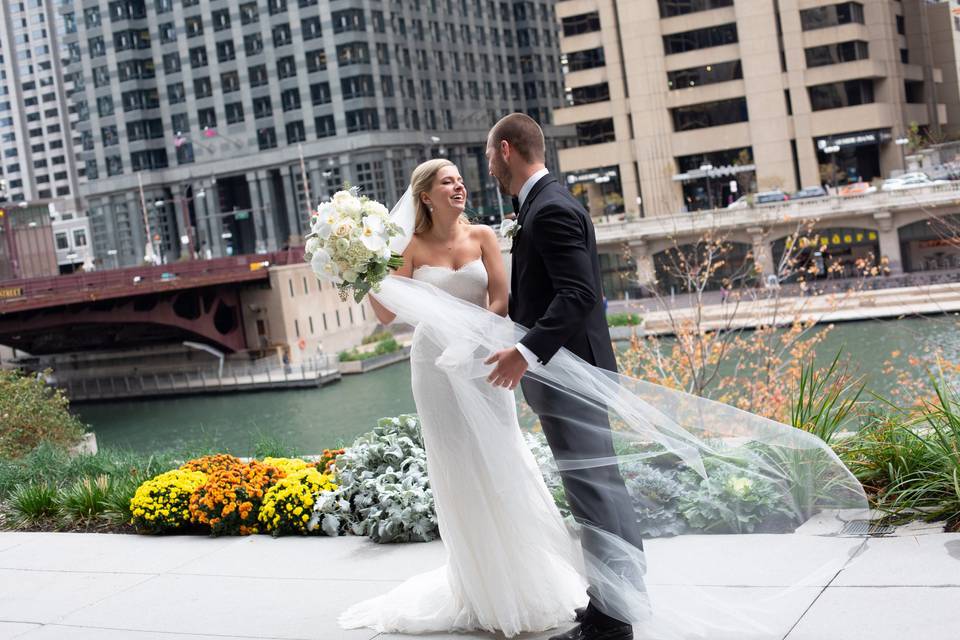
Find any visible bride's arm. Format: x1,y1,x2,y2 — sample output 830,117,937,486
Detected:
369,244,415,325
478,225,508,317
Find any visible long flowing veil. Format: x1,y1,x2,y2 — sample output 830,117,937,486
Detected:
374,188,869,638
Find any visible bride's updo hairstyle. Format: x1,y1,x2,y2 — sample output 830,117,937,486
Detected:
410,158,469,235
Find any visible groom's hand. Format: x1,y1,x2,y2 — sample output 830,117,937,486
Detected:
484,347,528,390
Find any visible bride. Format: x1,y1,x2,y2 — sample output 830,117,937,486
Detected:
343,158,588,636
338,159,870,639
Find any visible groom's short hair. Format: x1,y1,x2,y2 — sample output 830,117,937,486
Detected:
489,113,545,163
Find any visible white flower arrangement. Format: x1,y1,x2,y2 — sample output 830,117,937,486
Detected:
305,187,404,302
500,218,522,239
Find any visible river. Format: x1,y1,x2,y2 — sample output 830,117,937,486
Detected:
76,315,960,454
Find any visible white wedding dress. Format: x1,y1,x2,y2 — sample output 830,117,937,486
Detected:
338,258,588,637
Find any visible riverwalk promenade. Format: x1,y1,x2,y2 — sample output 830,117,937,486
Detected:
0,523,956,640
611,280,960,337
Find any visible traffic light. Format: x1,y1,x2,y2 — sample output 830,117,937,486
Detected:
0,208,5,219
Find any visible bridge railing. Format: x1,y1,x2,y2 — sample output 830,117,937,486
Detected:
0,247,306,305
593,182,960,245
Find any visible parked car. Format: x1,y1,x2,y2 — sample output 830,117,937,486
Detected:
792,186,828,200
927,163,960,181
837,181,877,197
881,172,949,192
726,190,789,209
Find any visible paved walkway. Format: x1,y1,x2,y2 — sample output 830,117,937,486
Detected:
1,524,958,640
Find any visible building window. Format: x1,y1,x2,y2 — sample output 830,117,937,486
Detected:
905,80,924,104
281,88,301,111
249,64,268,87
808,79,874,111
97,96,114,117
302,16,322,40
341,75,375,99
657,0,732,18
222,71,240,93
567,82,610,106
193,77,213,99
667,60,742,89
106,155,123,176
671,97,748,131
225,102,244,124
663,23,738,54
189,46,208,68
337,42,370,66
198,108,216,129
185,16,203,38
306,49,327,72
310,82,331,105
288,279,295,297
565,47,605,72
168,82,185,104
561,12,600,37
257,127,277,150
253,96,272,119
93,66,110,88
575,118,615,146
55,232,69,250
805,41,869,68
277,56,296,79
272,23,292,47
212,9,230,31
332,8,365,33
244,33,263,56
240,2,258,24
163,52,181,74
73,229,88,247
216,40,236,63
315,114,336,138
286,120,305,144
268,0,287,15
799,2,865,31
346,108,379,133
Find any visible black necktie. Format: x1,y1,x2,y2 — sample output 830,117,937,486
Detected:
511,196,521,216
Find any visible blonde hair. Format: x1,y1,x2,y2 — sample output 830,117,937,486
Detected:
410,158,469,235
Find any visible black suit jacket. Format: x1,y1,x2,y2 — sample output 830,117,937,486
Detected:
509,174,617,372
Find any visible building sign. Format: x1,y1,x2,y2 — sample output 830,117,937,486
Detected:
918,238,959,249
796,230,878,250
816,130,892,150
0,286,23,299
566,168,618,185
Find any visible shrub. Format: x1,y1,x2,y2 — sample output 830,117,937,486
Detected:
310,415,438,543
621,461,687,538
362,330,393,345
188,460,284,536
0,369,86,459
607,313,642,327
678,460,791,534
130,468,208,532
252,435,300,460
259,467,337,535
7,481,59,528
338,337,401,362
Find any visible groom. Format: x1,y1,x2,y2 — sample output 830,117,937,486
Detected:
484,113,643,640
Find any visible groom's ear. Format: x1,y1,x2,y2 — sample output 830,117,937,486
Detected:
499,139,511,161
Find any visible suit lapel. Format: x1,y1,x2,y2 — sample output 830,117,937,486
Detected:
517,175,555,227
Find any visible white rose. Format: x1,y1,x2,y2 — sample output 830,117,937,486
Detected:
305,237,321,255
333,217,356,237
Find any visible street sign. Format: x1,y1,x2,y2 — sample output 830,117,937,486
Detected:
233,210,250,220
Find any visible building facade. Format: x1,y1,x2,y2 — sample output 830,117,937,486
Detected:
554,0,952,219
60,0,571,268
0,0,85,208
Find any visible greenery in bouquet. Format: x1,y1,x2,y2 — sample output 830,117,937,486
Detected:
309,415,438,543
188,459,284,536
305,188,404,303
130,469,207,532
259,467,337,535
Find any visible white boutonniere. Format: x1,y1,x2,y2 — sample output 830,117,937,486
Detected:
500,219,522,239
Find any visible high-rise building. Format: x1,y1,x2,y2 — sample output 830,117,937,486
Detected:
555,0,953,218
0,0,84,209
61,0,570,268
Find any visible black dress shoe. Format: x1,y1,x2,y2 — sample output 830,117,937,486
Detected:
548,621,633,640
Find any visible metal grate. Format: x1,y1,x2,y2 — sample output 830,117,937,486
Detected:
840,520,896,536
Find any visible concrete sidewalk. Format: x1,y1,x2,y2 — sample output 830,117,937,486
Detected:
0,528,958,640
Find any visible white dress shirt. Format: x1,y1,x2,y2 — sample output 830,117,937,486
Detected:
513,168,550,369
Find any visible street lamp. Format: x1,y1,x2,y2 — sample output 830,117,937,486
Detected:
699,163,714,210
824,145,840,193
895,136,909,172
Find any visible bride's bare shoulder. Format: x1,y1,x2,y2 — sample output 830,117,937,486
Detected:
469,224,497,243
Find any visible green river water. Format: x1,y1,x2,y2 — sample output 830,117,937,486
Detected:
76,315,960,455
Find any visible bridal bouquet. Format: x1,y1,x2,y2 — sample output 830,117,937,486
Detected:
305,188,404,302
